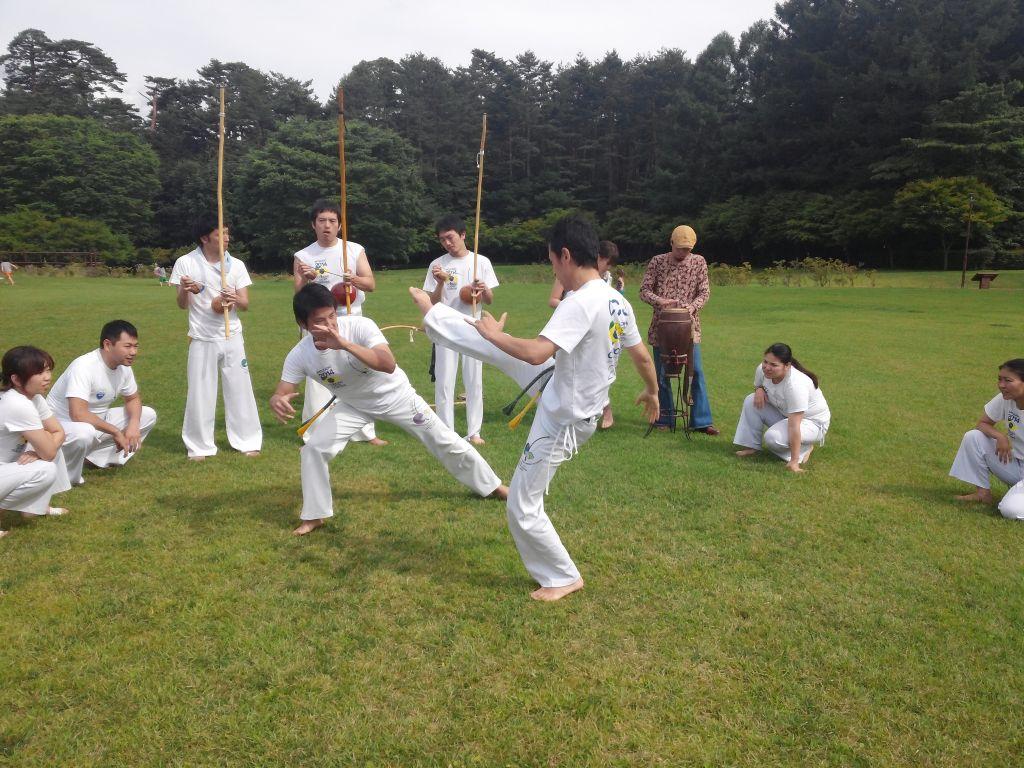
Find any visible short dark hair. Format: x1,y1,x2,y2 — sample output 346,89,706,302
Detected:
435,214,466,236
100,320,139,348
293,283,337,326
598,240,619,266
1000,359,1024,380
1,346,55,391
548,215,599,268
192,215,222,246
310,199,342,223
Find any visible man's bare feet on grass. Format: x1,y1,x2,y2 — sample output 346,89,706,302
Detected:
490,485,509,501
244,451,260,457
368,437,389,447
955,489,994,503
600,404,614,430
188,455,206,462
293,519,325,536
409,286,433,315
531,578,584,602
469,435,486,446
735,448,758,457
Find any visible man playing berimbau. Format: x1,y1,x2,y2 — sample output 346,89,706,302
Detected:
410,215,659,601
269,284,508,536
169,216,262,460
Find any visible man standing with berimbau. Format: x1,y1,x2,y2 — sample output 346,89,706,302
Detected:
411,215,659,601
269,284,507,537
169,215,262,461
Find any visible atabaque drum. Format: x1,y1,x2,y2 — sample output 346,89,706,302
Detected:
658,308,693,376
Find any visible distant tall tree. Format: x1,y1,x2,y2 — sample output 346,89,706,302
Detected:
0,28,138,129
233,119,430,269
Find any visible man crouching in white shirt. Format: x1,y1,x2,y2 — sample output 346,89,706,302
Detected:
269,284,508,536
47,320,157,485
411,215,659,601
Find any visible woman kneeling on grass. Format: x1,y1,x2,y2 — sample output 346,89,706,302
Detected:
0,346,72,538
733,343,831,473
949,358,1024,520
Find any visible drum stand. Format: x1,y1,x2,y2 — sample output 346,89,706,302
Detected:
644,349,693,439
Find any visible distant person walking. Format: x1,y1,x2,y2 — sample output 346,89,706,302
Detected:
1,261,18,286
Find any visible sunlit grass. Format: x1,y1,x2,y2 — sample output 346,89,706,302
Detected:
0,269,1021,766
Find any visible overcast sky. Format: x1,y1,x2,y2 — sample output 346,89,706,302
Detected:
0,0,780,107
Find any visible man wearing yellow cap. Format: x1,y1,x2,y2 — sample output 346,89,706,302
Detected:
638,224,717,434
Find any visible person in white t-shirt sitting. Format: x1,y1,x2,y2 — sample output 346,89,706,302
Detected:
413,215,660,601
422,214,500,446
269,284,508,537
169,216,262,461
733,343,831,472
293,199,387,447
949,358,1024,520
47,320,157,485
0,346,73,536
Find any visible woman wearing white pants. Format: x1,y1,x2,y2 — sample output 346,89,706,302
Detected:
949,358,1024,520
1,346,73,536
733,343,830,472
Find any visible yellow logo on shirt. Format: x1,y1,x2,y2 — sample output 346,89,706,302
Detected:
608,320,624,344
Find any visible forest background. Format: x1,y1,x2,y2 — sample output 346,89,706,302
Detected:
0,0,1022,272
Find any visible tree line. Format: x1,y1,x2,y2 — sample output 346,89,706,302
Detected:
0,0,1022,271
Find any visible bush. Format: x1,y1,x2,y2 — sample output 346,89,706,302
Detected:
709,262,753,285
0,208,134,264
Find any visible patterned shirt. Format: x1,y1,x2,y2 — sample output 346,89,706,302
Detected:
639,252,710,344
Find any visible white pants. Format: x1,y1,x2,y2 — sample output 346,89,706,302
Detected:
949,429,1024,520
732,394,826,463
302,376,376,443
60,406,158,484
0,453,70,514
423,303,549,395
434,344,484,439
183,335,263,457
299,390,501,520
425,302,582,587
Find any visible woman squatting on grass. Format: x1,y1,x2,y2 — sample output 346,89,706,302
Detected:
0,346,73,537
949,358,1024,520
733,343,831,473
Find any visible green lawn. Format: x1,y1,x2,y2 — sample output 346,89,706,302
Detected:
1,269,1021,766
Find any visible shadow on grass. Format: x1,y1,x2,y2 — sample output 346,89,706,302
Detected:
153,484,526,592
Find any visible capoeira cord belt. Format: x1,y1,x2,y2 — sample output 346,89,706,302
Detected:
503,365,555,429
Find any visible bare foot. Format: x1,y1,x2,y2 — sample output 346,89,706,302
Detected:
955,490,993,503
800,445,814,466
600,404,614,430
47,507,68,516
531,578,584,602
469,435,486,446
293,519,325,536
368,437,389,447
489,484,509,501
188,455,206,462
408,286,433,315
735,448,758,457
243,451,260,457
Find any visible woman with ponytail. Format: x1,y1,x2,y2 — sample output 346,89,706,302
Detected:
949,358,1024,520
733,343,831,472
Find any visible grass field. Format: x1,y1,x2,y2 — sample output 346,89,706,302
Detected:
1,268,1022,766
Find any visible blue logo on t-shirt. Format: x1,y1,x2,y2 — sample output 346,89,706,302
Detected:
96,392,106,400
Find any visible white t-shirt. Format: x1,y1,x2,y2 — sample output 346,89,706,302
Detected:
422,252,499,315
280,315,413,417
1,261,13,273
984,394,1024,461
47,349,138,421
753,365,831,428
169,248,253,340
294,240,367,316
537,279,642,425
0,389,50,462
